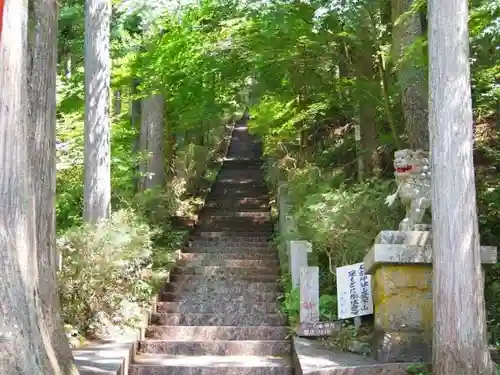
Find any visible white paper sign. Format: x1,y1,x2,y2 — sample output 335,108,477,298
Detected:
336,262,373,319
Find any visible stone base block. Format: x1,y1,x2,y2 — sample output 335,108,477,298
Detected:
364,233,496,363
372,330,431,363
371,264,432,363
372,265,433,333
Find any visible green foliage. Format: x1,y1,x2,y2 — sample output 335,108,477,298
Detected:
293,177,402,259
54,0,499,346
57,209,159,335
406,364,431,375
279,288,339,327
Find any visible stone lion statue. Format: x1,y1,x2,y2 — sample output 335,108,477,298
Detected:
385,149,431,231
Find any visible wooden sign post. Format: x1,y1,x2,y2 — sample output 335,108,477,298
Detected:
336,262,374,321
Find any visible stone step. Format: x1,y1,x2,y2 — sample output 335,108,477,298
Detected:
202,203,269,209
197,222,273,228
164,280,279,292
201,209,271,217
180,253,278,261
145,326,288,340
130,354,292,375
169,274,280,283
221,158,263,165
208,194,269,200
212,182,267,189
204,199,269,207
198,217,272,225
138,340,291,356
208,192,269,198
199,212,271,219
199,216,274,225
214,175,264,182
150,313,286,326
195,227,273,235
171,266,279,276
209,189,268,196
188,238,271,246
218,159,261,165
194,232,272,240
159,291,278,303
177,258,280,268
216,178,265,184
156,301,280,314
182,247,273,254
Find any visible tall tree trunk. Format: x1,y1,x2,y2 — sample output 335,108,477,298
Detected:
392,0,429,150
139,94,165,191
131,78,141,193
113,89,121,116
27,1,79,374
356,14,380,176
165,115,174,181
0,2,54,374
83,0,111,224
429,0,494,373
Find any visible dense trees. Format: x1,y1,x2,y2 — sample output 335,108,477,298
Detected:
0,0,498,373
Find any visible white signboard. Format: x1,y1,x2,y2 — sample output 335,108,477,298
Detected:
336,262,373,319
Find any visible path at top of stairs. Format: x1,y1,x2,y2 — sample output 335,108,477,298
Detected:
129,120,293,375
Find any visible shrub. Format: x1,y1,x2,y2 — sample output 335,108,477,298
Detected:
57,209,160,337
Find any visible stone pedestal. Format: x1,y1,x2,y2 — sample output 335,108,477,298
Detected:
299,266,320,323
290,240,311,288
364,230,497,363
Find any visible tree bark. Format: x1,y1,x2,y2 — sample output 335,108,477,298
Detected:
392,0,429,150
0,2,56,374
27,1,79,374
83,0,111,224
131,77,141,193
113,89,121,116
139,94,165,191
356,13,380,176
429,0,495,374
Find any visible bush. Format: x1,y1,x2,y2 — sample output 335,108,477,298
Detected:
57,209,160,337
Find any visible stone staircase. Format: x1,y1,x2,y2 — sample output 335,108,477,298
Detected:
129,120,293,375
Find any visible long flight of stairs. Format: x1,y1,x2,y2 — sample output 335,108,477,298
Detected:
129,120,293,375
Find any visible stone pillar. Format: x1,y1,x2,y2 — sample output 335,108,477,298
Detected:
299,266,320,323
290,240,311,288
364,230,497,363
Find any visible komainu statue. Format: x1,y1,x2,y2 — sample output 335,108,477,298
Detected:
385,149,431,231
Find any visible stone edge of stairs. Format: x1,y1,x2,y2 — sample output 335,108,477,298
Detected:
72,122,236,375
73,338,426,375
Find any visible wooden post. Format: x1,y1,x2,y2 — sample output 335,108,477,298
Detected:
354,123,363,182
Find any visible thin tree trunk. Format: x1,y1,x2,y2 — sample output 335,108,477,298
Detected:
392,0,429,150
83,0,111,224
0,2,50,374
429,0,494,373
131,77,141,193
113,89,121,115
356,14,380,176
140,94,165,190
27,1,79,374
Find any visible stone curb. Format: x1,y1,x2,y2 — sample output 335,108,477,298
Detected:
292,337,429,375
